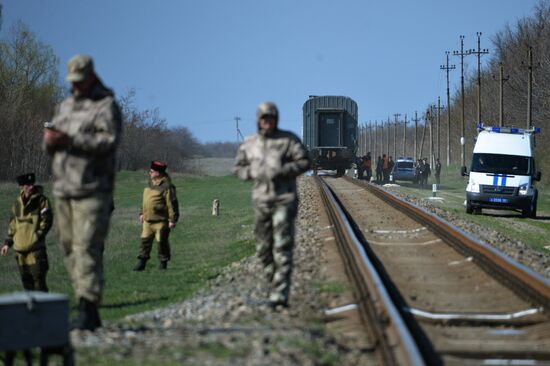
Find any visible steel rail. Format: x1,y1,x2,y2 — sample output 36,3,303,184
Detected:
345,176,550,310
314,176,426,366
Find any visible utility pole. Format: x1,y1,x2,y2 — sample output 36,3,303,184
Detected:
403,114,408,157
380,121,386,155
235,116,243,142
413,111,419,160
393,113,400,158
437,97,441,161
372,121,378,156
429,105,434,168
496,62,509,127
467,32,489,124
453,35,467,168
369,123,373,154
386,117,390,156
359,124,364,156
420,110,427,159
380,120,384,157
440,51,455,167
527,46,534,128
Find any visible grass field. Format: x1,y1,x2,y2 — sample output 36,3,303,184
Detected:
0,170,255,320
386,164,550,253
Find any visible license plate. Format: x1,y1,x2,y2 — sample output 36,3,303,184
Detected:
489,197,508,203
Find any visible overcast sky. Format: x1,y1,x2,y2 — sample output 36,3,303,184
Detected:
1,0,542,142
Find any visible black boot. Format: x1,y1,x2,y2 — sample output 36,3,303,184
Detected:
159,260,167,270
72,298,101,331
133,258,148,271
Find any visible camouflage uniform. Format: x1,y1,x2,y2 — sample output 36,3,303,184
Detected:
46,57,122,306
4,186,53,291
137,173,179,266
234,102,310,307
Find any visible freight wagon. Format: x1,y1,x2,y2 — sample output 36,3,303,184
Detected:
302,95,358,175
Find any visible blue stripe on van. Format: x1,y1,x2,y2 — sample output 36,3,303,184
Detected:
501,175,507,186
493,175,499,185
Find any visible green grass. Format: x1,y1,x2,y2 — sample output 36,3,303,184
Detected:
75,341,251,365
0,171,255,320
387,164,550,253
313,280,350,295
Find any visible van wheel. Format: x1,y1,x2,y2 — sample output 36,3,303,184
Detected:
466,201,473,214
336,168,345,176
523,198,537,218
531,200,537,218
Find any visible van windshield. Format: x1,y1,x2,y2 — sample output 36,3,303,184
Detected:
471,153,532,175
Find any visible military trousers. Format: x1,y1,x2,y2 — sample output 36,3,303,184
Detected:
55,192,112,304
15,247,49,292
253,201,297,305
138,221,171,262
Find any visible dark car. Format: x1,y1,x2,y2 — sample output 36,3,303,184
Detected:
391,158,416,182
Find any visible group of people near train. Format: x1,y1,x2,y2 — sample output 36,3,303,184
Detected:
358,154,395,183
2,54,309,334
357,153,442,188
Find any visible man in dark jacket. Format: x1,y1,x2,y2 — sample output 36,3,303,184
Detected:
1,173,53,292
133,161,179,271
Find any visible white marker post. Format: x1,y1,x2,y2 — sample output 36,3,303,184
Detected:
432,184,437,197
212,199,220,216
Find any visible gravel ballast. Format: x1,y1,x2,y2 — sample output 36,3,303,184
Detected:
72,177,375,365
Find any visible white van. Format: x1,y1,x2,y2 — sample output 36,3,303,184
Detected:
461,124,541,218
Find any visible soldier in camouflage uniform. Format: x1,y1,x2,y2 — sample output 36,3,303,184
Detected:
43,54,122,331
234,102,310,308
133,161,179,271
1,173,53,292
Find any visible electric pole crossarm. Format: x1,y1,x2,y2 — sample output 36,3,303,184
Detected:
466,32,489,124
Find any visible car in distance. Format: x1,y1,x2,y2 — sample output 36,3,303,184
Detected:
391,157,416,182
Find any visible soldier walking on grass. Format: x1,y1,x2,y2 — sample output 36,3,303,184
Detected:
43,54,122,331
133,161,179,271
1,173,53,292
234,102,310,309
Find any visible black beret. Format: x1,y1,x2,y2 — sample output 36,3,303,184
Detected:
16,173,35,186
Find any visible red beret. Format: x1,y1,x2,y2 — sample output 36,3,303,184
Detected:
150,161,167,173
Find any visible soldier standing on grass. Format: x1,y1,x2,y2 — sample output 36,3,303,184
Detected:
1,173,53,292
234,102,310,309
133,161,179,272
43,54,122,331
435,158,442,185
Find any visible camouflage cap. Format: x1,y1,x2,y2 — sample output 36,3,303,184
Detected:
256,102,279,122
66,54,94,82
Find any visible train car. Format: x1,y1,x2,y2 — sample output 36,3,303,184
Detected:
302,95,358,175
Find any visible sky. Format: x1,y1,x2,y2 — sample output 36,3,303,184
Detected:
1,0,542,143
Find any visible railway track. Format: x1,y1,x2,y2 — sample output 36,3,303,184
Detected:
315,175,550,365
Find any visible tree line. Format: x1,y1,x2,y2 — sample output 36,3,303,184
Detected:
358,0,550,184
0,18,239,182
